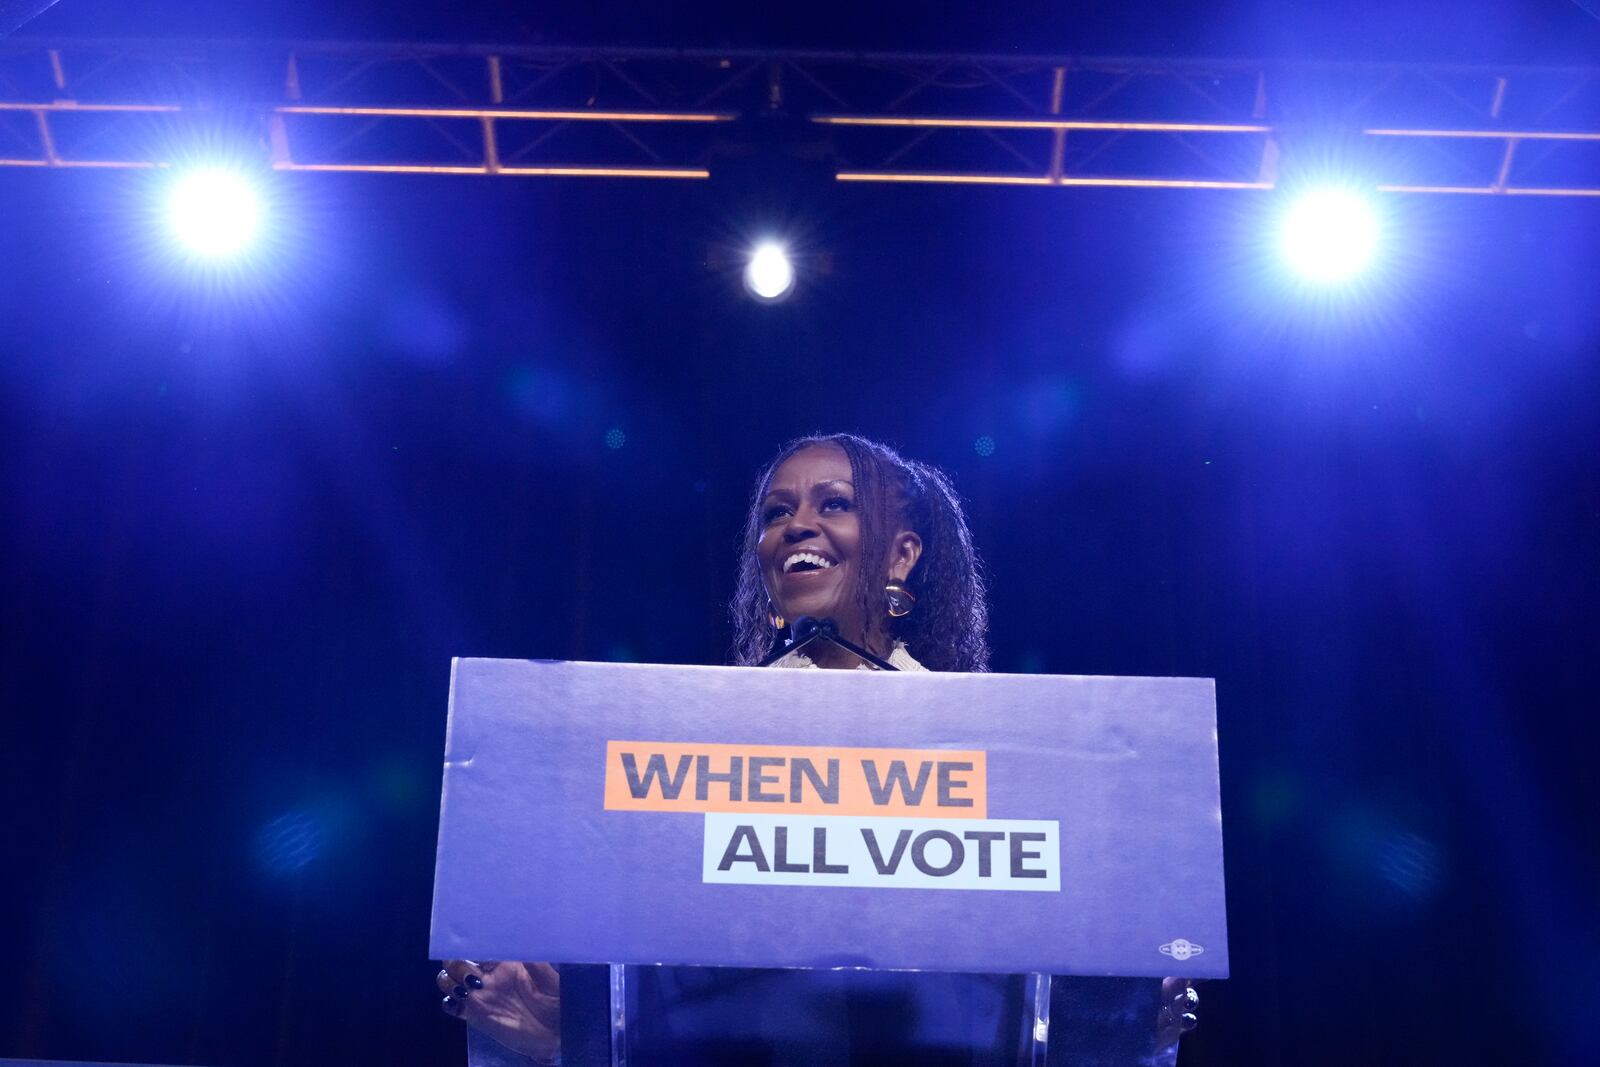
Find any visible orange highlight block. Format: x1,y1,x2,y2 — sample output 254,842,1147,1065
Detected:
604,741,987,818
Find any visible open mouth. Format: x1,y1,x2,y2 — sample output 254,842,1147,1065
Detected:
782,551,837,575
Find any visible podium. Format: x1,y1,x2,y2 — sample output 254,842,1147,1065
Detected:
433,660,1227,1066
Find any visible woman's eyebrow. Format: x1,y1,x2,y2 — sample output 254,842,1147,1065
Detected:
810,480,855,492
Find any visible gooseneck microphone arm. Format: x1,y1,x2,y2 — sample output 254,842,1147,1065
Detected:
756,616,900,671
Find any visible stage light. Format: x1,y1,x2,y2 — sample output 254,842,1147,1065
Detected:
744,242,795,301
167,168,261,258
973,435,996,457
1279,189,1378,283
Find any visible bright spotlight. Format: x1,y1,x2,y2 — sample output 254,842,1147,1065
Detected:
167,168,262,258
744,242,795,301
1280,189,1378,283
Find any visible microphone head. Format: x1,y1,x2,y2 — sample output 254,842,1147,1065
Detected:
790,615,821,640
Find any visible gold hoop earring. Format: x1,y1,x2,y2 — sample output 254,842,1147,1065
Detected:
766,598,787,632
884,580,916,618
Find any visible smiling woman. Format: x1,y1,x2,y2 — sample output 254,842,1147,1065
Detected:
732,433,989,673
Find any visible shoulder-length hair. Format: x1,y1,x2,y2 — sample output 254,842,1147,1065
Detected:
730,433,989,673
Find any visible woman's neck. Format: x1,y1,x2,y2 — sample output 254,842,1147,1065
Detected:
807,640,862,670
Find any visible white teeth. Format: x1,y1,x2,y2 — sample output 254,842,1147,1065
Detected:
783,551,836,573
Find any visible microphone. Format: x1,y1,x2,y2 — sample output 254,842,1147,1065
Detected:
789,615,832,641
757,615,898,671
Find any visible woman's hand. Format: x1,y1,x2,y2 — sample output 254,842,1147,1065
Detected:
1155,976,1200,1051
438,960,561,1064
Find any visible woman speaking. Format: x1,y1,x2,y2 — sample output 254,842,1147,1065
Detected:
731,433,988,674
437,434,1196,1065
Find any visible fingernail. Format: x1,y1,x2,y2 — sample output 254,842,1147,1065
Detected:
441,995,459,1015
453,984,469,999
1179,1012,1198,1032
466,974,484,990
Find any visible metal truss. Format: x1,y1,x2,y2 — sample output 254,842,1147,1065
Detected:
0,38,1597,195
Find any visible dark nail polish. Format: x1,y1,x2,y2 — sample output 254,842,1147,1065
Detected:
453,984,468,999
466,974,484,990
441,995,458,1015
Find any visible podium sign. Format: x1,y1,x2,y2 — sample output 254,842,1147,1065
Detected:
430,659,1227,978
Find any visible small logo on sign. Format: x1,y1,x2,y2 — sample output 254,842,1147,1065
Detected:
1160,938,1205,962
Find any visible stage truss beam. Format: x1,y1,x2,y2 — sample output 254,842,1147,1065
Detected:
0,40,1596,195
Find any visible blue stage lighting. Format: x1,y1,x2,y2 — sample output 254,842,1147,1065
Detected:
167,168,262,258
1280,189,1378,283
744,241,795,301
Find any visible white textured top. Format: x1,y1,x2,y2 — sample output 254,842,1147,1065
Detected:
768,641,928,672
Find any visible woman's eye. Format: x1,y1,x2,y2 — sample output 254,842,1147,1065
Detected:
821,497,852,513
762,505,791,524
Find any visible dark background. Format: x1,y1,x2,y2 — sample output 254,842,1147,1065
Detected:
3,3,1599,1066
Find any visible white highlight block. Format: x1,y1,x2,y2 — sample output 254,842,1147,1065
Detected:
702,813,1061,892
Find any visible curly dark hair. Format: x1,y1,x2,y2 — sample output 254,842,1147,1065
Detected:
730,433,989,673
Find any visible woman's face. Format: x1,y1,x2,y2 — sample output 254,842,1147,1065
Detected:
757,444,866,637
